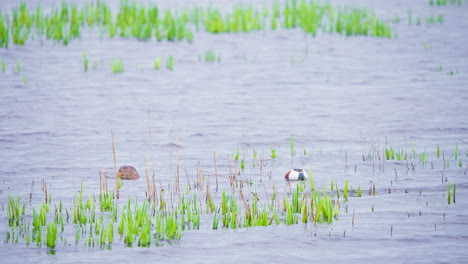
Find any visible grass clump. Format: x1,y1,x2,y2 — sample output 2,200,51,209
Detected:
111,59,124,73
429,0,462,6
154,56,161,69
46,221,57,249
0,0,393,48
83,52,88,71
204,49,220,63
7,195,24,227
343,180,349,201
166,56,174,70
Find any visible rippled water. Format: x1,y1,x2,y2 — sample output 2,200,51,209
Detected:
1,0,468,263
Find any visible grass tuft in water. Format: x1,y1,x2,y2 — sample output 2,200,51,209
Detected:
154,56,161,70
343,180,349,201
166,56,174,70
46,221,57,249
83,52,88,71
447,183,451,204
111,59,124,73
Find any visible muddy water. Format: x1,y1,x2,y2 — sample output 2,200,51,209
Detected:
1,0,468,263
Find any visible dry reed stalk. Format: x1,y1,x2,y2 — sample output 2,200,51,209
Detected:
184,168,191,191
104,169,108,193
159,187,165,211
259,155,263,181
273,184,280,211
42,179,48,203
152,175,157,206
176,137,180,196
147,109,156,184
176,165,180,197
234,160,239,188
213,152,218,192
345,152,348,174
226,154,235,193
200,170,249,184
111,129,118,199
239,190,250,216
205,183,211,214
196,162,202,190
170,190,174,212
352,209,355,227
145,156,151,201
29,178,34,202
262,182,270,209
99,170,102,198
309,193,316,225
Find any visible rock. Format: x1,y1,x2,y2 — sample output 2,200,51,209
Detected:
116,166,139,180
285,169,307,181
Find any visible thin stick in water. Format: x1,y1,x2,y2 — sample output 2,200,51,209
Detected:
111,129,118,199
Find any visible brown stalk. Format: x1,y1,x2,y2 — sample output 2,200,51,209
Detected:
111,129,118,199
184,168,191,191
42,179,48,204
99,170,102,198
145,156,151,202
226,154,235,193
213,152,218,192
259,155,263,181
200,170,249,184
176,136,180,195
147,109,156,186
239,190,250,218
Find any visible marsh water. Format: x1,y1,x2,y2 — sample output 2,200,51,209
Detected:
1,0,468,263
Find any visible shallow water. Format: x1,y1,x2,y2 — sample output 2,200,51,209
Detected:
1,0,468,263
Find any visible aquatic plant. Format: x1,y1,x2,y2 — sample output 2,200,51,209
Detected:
452,184,456,203
204,49,217,62
1,60,5,72
46,221,57,249
99,191,115,212
343,180,349,201
111,59,124,73
290,136,296,157
0,15,9,48
154,56,161,70
83,52,88,71
429,0,462,6
166,56,174,70
419,151,428,164
308,167,315,191
427,14,444,24
447,183,451,204
234,148,240,161
15,60,21,73
0,0,393,48
270,147,277,159
7,195,23,227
